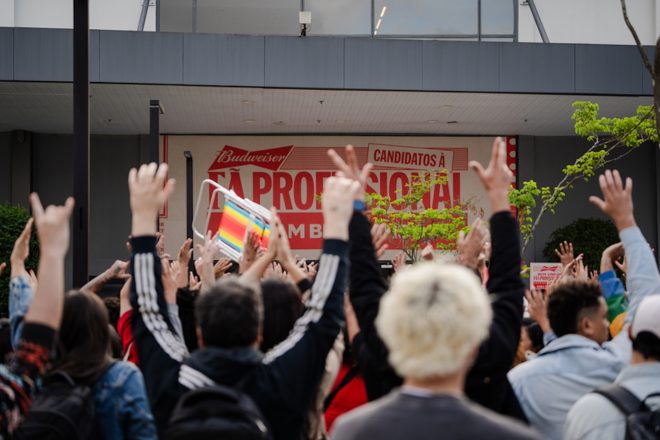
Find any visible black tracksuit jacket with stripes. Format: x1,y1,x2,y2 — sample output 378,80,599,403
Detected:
129,236,348,440
348,210,527,422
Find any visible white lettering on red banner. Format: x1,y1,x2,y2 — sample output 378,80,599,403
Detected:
368,144,454,171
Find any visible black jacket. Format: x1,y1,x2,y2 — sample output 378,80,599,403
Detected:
347,211,527,421
129,236,348,439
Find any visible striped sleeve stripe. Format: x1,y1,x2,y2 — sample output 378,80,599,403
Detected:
263,253,340,364
178,365,216,390
134,253,187,362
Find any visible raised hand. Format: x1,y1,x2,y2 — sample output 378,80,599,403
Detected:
239,232,260,272
322,177,362,241
554,241,575,267
30,193,75,258
468,137,513,213
10,218,33,279
81,259,129,293
574,258,589,281
213,257,232,279
589,169,635,231
392,252,407,273
161,256,177,304
189,272,202,291
421,243,435,261
457,218,486,270
327,145,373,201
371,223,390,259
525,289,550,333
128,162,175,236
175,238,193,288
195,231,217,291
25,193,75,330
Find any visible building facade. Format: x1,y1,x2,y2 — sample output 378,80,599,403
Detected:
0,0,658,285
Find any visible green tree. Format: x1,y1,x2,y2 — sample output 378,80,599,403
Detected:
543,218,619,272
368,172,469,261
509,101,657,253
0,205,39,317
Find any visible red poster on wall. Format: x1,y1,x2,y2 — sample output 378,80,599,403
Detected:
161,136,517,259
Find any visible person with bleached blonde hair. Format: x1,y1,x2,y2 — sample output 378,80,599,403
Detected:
331,261,539,440
376,263,492,379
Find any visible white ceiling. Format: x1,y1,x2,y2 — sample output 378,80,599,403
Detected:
0,81,652,136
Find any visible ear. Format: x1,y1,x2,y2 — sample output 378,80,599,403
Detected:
196,326,205,349
577,315,594,338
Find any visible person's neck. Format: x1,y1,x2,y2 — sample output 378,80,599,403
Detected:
630,350,660,365
404,372,464,396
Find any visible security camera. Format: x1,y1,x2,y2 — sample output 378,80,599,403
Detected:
299,11,311,36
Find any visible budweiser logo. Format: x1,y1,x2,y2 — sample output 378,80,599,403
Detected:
208,145,293,171
540,266,560,272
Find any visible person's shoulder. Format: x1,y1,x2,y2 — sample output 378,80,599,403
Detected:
332,393,399,439
564,391,626,440
464,401,542,440
507,355,548,382
100,361,143,386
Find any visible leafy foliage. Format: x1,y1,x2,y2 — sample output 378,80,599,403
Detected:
542,218,619,272
368,172,469,261
510,101,657,252
0,205,39,317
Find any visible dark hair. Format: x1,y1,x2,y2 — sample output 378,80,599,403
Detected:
54,291,111,381
259,278,304,353
195,278,262,349
103,297,121,329
0,319,12,363
632,331,660,361
547,281,602,337
108,325,123,359
523,320,545,352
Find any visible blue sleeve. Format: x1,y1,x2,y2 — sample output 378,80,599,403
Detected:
9,276,34,349
121,367,158,440
619,227,660,324
598,270,625,300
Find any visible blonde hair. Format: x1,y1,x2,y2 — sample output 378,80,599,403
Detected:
376,263,492,379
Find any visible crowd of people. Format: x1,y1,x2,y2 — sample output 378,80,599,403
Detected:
0,136,658,439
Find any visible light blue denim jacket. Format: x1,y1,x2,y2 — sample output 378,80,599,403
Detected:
93,361,157,440
508,226,660,440
8,276,158,439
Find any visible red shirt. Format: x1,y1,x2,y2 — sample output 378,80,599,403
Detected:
117,310,140,365
324,364,368,433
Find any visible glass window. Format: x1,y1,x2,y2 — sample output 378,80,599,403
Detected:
374,0,478,36
160,0,193,33
305,0,371,35
481,0,515,35
195,0,300,35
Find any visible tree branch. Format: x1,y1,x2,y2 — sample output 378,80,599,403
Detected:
620,0,654,77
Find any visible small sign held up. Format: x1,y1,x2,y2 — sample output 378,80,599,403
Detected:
530,262,563,290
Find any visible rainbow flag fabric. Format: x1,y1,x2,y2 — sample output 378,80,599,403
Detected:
216,199,271,254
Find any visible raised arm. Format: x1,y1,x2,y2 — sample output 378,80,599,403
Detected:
8,218,35,348
0,194,73,437
598,242,628,321
327,146,402,400
127,164,188,413
467,137,524,373
589,170,660,324
261,177,357,414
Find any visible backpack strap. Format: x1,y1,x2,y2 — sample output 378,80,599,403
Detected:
641,392,660,406
593,384,649,416
323,366,360,411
